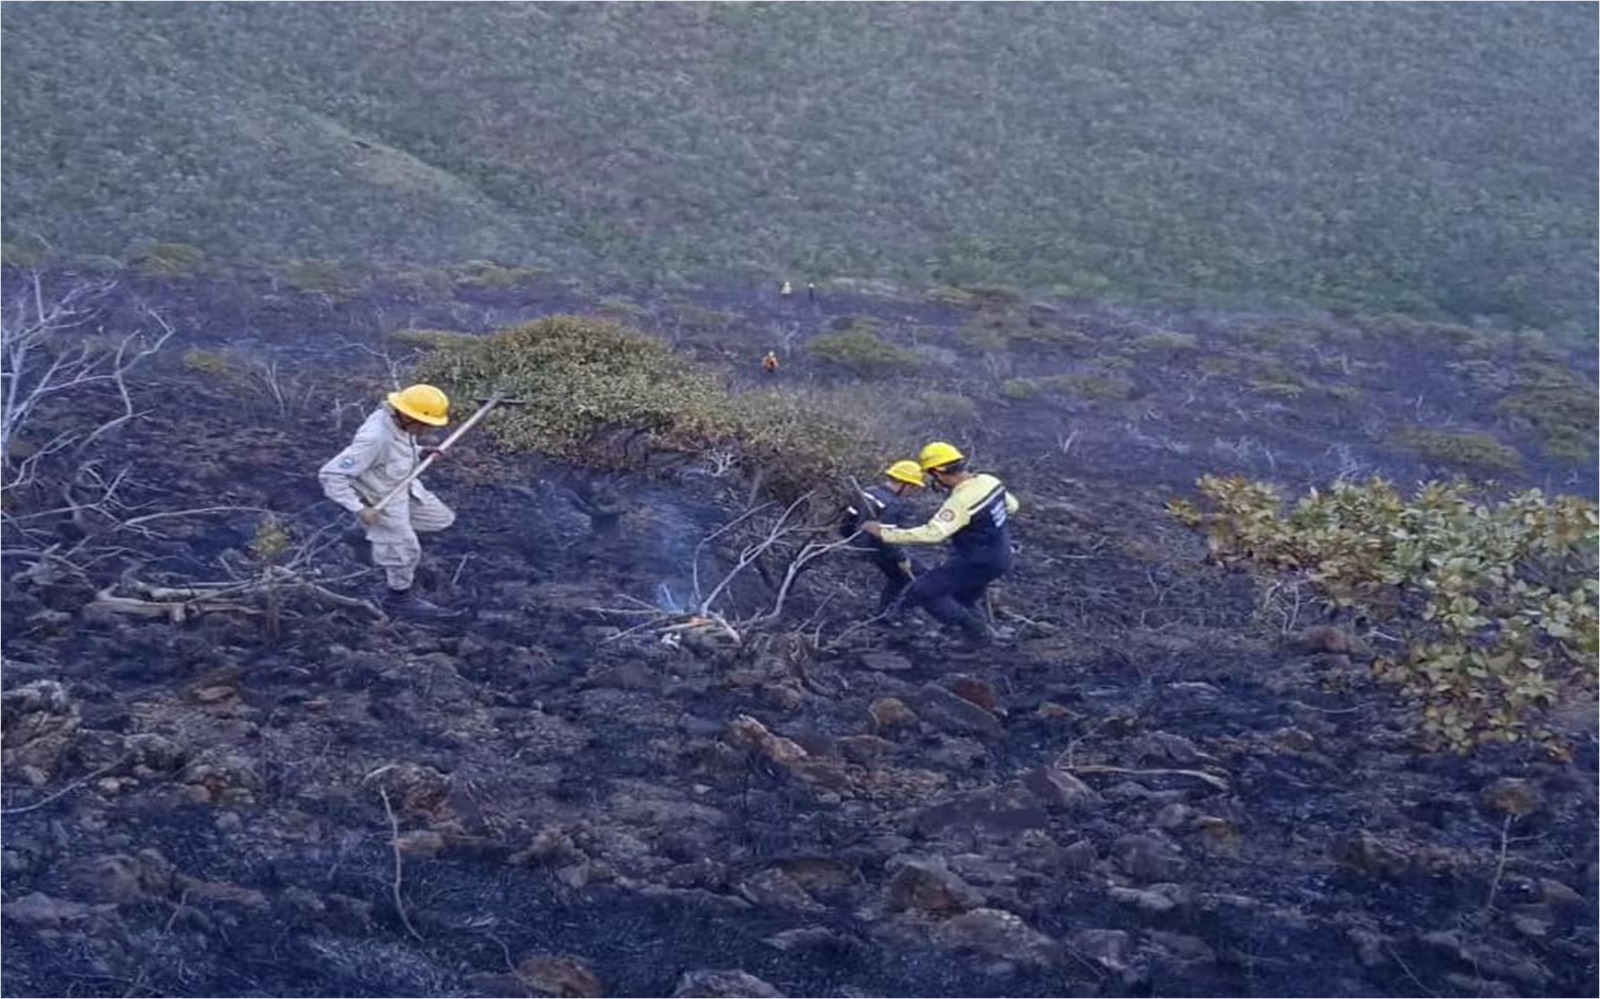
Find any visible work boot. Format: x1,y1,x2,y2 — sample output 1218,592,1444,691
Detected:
383,588,458,620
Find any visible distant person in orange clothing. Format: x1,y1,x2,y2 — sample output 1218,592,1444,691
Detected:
762,351,781,374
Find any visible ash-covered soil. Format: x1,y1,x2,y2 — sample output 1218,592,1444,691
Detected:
3,271,1594,998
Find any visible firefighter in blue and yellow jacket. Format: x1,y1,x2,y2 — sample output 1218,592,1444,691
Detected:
842,460,928,617
861,442,1018,647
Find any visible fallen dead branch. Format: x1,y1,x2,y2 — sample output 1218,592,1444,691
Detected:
0,757,129,816
378,787,425,943
86,566,385,624
1057,763,1231,793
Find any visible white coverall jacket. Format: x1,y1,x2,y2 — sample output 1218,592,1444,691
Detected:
319,406,455,590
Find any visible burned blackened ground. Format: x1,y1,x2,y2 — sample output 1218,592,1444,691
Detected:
2,272,1595,998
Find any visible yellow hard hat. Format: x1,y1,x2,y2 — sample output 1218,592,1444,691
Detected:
387,384,450,426
885,460,926,487
919,441,965,471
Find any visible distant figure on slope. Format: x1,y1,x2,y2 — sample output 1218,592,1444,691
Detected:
319,384,458,618
762,350,781,374
840,460,928,619
807,281,817,305
861,441,1017,649
779,280,793,298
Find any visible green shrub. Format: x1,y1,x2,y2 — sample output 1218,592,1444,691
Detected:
451,260,544,288
409,315,881,501
1131,331,1200,355
908,390,979,425
1002,379,1040,400
809,327,924,378
130,242,207,278
1171,476,1598,754
926,286,978,307
1040,372,1136,401
1495,362,1598,464
388,328,477,348
1251,378,1305,401
1394,429,1522,476
279,258,361,299
181,348,242,378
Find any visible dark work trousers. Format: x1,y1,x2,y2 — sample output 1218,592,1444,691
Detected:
873,554,916,616
906,556,1005,638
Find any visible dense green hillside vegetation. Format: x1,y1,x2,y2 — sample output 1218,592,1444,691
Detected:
3,2,1595,333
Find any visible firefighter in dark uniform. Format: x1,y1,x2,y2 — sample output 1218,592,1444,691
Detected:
842,460,927,618
862,441,1018,647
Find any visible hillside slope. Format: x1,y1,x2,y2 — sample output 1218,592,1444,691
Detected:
3,2,1595,332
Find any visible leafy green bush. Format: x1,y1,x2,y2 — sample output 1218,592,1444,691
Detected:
409,315,882,501
278,258,362,299
181,348,242,378
1002,379,1040,400
1131,331,1199,356
1171,476,1598,753
1495,362,1598,464
130,242,207,277
808,327,924,378
1045,372,1136,401
1393,429,1522,476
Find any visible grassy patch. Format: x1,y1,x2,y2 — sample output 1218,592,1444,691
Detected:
809,326,925,378
410,315,884,501
1495,362,1598,464
1393,429,1523,476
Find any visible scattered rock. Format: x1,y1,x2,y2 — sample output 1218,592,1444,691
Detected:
837,734,896,764
1539,879,1585,909
1333,831,1411,878
1481,777,1542,817
1147,930,1216,963
1112,833,1186,883
2,891,117,929
885,856,984,914
1135,731,1210,765
763,926,857,954
859,652,914,673
1291,625,1352,655
725,715,808,765
1109,883,1185,914
913,683,1004,740
1070,928,1132,972
868,697,918,734
1022,767,1101,812
738,868,825,914
0,680,80,779
911,786,1049,839
395,830,447,858
1270,727,1317,752
1509,904,1554,939
934,907,1060,966
945,675,1005,715
672,969,786,998
516,954,603,998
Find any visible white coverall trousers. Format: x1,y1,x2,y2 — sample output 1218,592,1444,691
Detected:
368,483,455,590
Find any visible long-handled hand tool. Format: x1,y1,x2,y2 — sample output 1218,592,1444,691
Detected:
370,393,525,513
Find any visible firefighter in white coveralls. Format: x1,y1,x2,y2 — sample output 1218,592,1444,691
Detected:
319,384,457,617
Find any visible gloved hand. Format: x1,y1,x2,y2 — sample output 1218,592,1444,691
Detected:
421,447,449,461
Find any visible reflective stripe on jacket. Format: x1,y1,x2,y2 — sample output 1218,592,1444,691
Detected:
879,473,1017,564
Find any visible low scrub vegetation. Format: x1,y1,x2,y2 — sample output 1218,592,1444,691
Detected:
410,316,884,501
1172,476,1598,754
808,326,924,378
1394,428,1523,476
